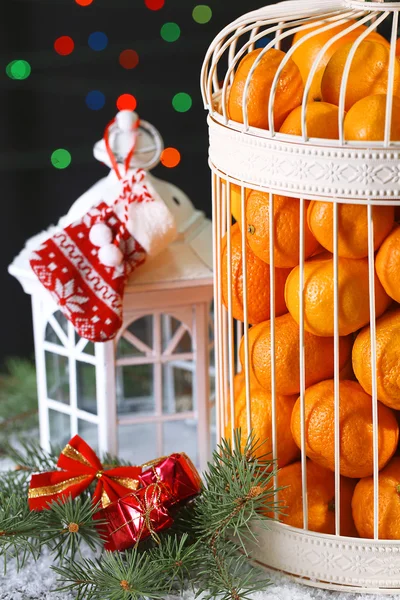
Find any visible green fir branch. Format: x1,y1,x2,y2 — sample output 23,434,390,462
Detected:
2,430,280,599
3,438,59,472
42,496,103,561
0,491,46,572
53,550,169,600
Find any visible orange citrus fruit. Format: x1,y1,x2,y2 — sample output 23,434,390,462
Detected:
285,255,391,336
225,383,299,468
344,94,400,141
229,183,243,225
353,308,400,410
291,20,389,102
221,223,290,324
291,379,399,478
279,102,341,139
307,202,394,259
321,41,400,111
352,457,400,539
267,459,358,536
376,225,400,303
228,48,304,131
240,312,352,396
246,191,320,268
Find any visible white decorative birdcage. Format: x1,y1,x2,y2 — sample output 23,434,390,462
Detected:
202,0,400,593
9,112,215,472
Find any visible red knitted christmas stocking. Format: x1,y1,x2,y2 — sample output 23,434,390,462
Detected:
30,201,146,342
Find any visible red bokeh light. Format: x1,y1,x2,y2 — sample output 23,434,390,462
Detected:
116,94,137,111
145,0,165,10
161,147,181,168
75,0,94,5
119,50,139,70
54,36,75,56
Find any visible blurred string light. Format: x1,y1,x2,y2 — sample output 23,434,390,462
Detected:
75,0,94,5
86,90,105,110
117,94,137,111
145,0,164,9
88,32,108,51
54,36,75,56
119,50,139,69
172,92,192,113
6,60,31,80
255,35,274,48
161,147,181,168
161,22,181,42
51,149,72,169
192,5,212,24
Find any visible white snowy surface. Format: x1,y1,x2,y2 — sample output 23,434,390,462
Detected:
0,553,395,600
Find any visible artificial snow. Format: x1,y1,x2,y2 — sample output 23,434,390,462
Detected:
0,553,396,600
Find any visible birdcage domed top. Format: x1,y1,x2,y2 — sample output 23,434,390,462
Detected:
201,0,400,201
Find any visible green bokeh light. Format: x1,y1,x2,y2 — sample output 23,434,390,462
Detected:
172,92,193,113
6,60,31,80
51,149,72,170
160,22,181,42
192,5,212,24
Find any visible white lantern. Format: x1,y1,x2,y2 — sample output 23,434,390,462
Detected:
202,0,400,593
9,112,214,472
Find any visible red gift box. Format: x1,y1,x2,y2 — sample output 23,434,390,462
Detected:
95,453,202,551
139,453,202,506
95,483,173,551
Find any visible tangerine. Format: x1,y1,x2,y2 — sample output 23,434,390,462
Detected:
291,379,399,478
228,48,304,131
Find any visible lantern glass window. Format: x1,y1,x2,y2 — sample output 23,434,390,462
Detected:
49,409,71,447
116,364,155,415
118,422,157,463
117,315,153,358
45,351,70,404
163,420,198,463
75,333,95,356
78,419,98,453
162,363,193,414
76,361,97,414
161,314,192,353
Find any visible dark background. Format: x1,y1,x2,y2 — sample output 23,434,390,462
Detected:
2,0,264,364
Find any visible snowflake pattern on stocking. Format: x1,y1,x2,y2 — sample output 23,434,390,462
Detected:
52,279,89,317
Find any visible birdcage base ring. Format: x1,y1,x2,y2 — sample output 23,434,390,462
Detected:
247,520,400,593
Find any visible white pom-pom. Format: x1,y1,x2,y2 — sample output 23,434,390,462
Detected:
89,223,113,247
98,244,124,267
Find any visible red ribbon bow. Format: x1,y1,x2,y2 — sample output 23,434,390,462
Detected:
28,435,142,511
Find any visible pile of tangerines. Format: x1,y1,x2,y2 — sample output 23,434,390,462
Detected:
221,21,400,540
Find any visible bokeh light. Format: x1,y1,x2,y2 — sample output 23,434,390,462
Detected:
172,92,192,113
86,90,105,110
192,5,212,24
88,32,108,51
6,60,31,80
119,50,139,69
117,94,137,111
161,147,181,168
160,22,181,43
255,36,273,49
76,0,94,5
54,36,75,56
145,0,164,9
51,149,72,169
